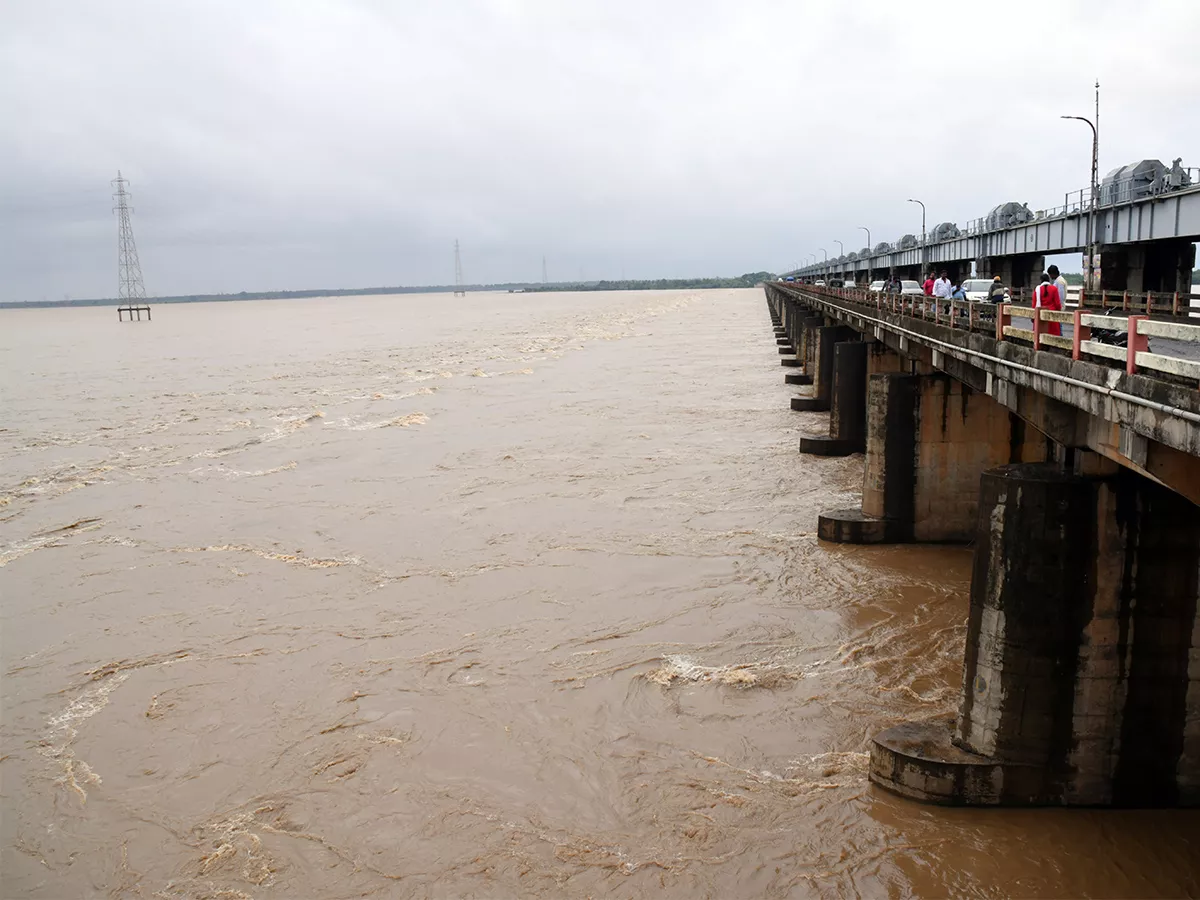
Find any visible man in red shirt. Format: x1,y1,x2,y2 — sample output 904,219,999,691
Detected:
922,274,935,296
1033,273,1062,336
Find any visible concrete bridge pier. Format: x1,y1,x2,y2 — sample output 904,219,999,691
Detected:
777,296,796,346
778,299,806,368
792,325,855,413
786,297,807,352
799,341,868,455
798,314,825,372
769,294,783,326
870,462,1200,806
781,313,822,383
817,372,1047,543
1099,239,1196,294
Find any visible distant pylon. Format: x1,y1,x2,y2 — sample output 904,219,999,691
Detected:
454,239,465,296
112,171,147,301
542,255,547,284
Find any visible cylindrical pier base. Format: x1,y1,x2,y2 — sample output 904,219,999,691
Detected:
791,396,828,412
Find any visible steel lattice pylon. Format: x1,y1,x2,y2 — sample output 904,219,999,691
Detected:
112,171,146,301
454,239,465,296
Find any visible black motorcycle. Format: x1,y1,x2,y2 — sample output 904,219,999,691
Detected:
1089,308,1129,348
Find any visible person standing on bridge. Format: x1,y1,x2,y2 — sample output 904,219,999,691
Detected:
1048,265,1069,307
923,273,935,296
987,276,1007,303
933,271,952,299
1034,273,1063,336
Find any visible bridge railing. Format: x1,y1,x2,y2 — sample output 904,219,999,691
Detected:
998,305,1200,381
784,283,1200,385
1008,287,1200,317
807,286,1002,335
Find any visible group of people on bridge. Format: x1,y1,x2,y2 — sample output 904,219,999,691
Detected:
880,265,1071,336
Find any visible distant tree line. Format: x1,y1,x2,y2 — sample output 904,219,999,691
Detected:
523,272,776,292
1,273,778,309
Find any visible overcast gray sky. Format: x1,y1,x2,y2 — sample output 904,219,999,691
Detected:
3,0,1199,300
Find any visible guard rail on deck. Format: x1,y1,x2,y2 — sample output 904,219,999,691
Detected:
792,284,1200,386
1007,287,1200,317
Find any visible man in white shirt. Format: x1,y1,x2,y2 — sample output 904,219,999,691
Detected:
1047,265,1070,305
933,271,952,298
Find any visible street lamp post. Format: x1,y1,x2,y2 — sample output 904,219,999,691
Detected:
858,226,871,285
907,199,926,275
1062,80,1100,292
819,248,829,282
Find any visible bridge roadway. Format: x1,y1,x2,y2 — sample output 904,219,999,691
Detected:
794,182,1200,294
765,281,1200,808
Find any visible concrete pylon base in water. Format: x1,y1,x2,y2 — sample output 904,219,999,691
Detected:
797,436,859,457
790,396,828,412
869,720,1045,805
817,508,902,543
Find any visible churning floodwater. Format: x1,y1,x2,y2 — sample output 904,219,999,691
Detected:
2,288,1199,898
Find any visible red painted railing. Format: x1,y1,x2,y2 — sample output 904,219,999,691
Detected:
775,283,1200,385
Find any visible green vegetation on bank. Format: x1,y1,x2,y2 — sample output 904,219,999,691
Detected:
523,272,775,292
1,273,777,309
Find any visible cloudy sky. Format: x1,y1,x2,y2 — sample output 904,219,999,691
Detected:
3,0,1199,300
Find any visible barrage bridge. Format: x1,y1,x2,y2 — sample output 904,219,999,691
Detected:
792,166,1200,294
763,277,1200,809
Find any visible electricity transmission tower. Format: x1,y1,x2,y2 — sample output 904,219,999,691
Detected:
454,240,465,296
542,255,547,284
112,171,147,303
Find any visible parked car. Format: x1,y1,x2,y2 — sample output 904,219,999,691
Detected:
900,280,923,295
961,279,1010,302
844,280,857,288
869,280,886,292
814,280,826,286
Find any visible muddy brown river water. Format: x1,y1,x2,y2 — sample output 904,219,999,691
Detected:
2,288,1199,898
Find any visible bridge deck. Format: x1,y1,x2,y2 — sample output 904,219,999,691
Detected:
767,283,1200,502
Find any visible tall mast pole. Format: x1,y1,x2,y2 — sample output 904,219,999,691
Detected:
1090,80,1100,292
